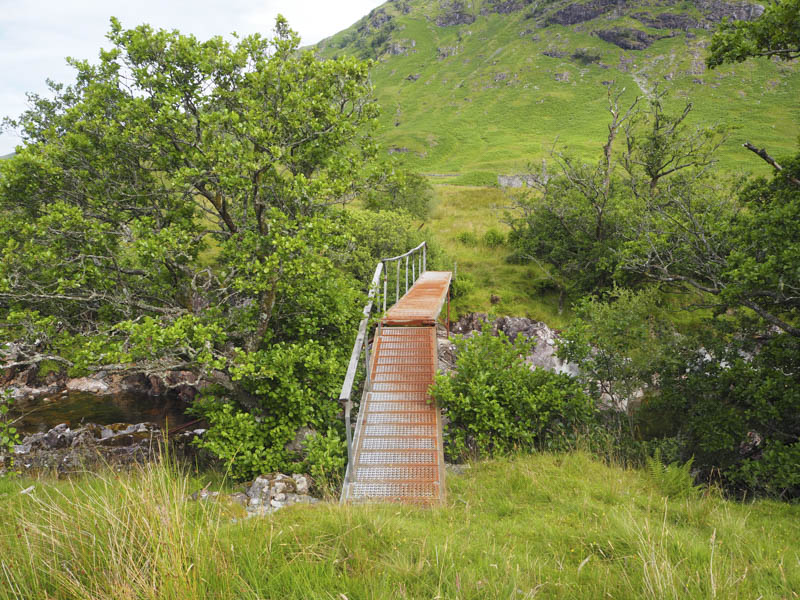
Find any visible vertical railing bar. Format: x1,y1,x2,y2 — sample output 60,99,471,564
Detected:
382,261,387,313
396,260,400,304
405,255,409,293
412,254,416,283
423,242,427,273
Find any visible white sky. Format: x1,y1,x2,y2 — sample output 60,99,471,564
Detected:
0,0,383,154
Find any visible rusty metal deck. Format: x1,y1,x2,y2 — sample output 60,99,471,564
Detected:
382,271,452,327
342,326,445,504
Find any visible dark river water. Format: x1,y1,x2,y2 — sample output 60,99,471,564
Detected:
10,391,194,434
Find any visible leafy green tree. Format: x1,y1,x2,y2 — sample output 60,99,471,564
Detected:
557,287,676,437
507,88,724,307
643,331,800,498
707,0,800,67
0,18,404,478
363,167,435,220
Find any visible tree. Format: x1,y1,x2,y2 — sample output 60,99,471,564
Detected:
506,87,725,307
506,88,640,308
707,0,800,68
0,18,400,478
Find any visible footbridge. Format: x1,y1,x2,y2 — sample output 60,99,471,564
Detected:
339,242,451,505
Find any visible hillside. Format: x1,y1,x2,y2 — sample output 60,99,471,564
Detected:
318,0,800,184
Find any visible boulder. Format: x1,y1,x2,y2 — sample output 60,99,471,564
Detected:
66,377,109,395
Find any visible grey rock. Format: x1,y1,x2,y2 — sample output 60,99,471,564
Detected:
292,474,310,494
284,426,317,454
436,0,476,26
547,0,621,26
66,377,109,395
595,28,656,51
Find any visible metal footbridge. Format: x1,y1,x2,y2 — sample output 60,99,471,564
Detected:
339,243,451,505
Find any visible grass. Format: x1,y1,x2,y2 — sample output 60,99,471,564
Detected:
1,452,798,598
427,184,569,326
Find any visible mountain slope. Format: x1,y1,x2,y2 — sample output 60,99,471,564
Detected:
318,0,800,183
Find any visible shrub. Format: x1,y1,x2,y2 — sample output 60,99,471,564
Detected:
431,325,594,461
450,272,474,299
456,231,479,247
0,391,20,476
482,228,505,248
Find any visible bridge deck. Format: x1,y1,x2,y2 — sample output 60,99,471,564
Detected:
342,271,451,505
382,271,452,327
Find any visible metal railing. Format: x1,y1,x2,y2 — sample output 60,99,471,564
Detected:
338,241,428,483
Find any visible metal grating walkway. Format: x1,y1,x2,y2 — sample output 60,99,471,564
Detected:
341,271,451,505
383,271,452,327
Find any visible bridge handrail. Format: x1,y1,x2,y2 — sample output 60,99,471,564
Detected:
338,241,427,473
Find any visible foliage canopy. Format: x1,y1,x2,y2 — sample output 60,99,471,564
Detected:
0,18,413,478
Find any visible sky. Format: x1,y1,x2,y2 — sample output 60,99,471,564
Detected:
0,0,383,154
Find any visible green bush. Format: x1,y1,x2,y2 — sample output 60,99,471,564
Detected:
303,428,347,495
0,391,20,476
456,231,479,247
431,326,594,461
450,272,474,299
482,228,505,248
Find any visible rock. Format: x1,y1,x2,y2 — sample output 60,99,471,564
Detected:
697,0,764,25
436,0,476,26
632,11,700,30
13,443,31,455
448,314,579,376
66,377,109,395
44,423,72,449
292,474,310,494
284,426,317,454
542,48,567,59
406,73,420,81
554,71,571,82
387,39,416,56
546,0,620,26
438,45,461,60
483,0,531,15
497,174,537,188
595,28,656,51
230,492,249,507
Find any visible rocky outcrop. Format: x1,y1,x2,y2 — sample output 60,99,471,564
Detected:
436,0,476,26
482,0,534,15
5,422,207,475
546,0,625,26
447,313,579,376
358,8,393,34
438,45,461,59
633,11,700,30
498,174,537,188
595,27,656,50
697,0,764,24
387,39,416,55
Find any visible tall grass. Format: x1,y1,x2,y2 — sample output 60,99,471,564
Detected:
1,452,798,599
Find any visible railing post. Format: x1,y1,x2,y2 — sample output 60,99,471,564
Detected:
423,243,427,273
396,260,400,304
405,255,409,293
412,254,416,283
382,261,388,312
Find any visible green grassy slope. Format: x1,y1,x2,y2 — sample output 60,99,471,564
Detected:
319,0,800,184
1,453,798,598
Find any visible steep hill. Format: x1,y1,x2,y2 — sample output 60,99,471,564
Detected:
318,0,800,184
